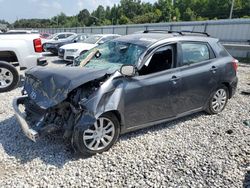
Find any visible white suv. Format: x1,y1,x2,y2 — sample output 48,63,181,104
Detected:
59,34,120,61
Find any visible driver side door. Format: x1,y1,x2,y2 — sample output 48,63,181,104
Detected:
122,44,181,128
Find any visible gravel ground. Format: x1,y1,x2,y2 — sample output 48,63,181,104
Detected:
0,56,249,187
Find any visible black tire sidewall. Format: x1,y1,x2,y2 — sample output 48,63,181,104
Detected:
73,112,120,156
207,86,229,114
0,61,19,92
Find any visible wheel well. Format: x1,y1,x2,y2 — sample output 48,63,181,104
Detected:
0,51,18,63
222,82,232,98
103,110,122,125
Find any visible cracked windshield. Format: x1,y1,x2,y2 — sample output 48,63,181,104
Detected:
75,41,146,71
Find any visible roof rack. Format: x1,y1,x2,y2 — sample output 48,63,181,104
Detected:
143,30,210,37
180,30,210,37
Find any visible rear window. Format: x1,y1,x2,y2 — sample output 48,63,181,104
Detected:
181,42,210,65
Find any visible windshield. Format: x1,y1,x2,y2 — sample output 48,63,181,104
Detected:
74,41,146,72
67,34,77,41
83,36,102,44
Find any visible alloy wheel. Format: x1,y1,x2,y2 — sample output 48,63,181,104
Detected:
83,117,115,151
211,88,227,113
0,67,14,89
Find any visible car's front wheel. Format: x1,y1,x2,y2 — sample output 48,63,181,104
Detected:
206,86,229,114
0,61,19,93
72,112,120,156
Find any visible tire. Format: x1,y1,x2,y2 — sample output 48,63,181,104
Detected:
206,85,229,115
72,112,120,156
0,61,19,93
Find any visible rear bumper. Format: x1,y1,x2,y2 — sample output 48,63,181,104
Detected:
13,96,39,142
44,47,58,54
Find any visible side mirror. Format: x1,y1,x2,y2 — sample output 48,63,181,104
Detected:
120,65,136,77
55,37,59,40
73,39,77,43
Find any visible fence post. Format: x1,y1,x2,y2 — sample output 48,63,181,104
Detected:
204,23,208,33
170,24,173,30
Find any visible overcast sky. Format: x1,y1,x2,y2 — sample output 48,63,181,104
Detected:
0,0,157,23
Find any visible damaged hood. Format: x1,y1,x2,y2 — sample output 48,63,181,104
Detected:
24,66,108,109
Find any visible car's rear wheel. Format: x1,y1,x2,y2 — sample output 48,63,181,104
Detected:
0,61,19,93
72,112,120,156
206,86,229,114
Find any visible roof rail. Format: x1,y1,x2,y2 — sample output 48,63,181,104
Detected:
143,30,210,37
180,30,210,37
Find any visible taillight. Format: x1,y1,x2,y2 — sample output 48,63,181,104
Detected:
33,38,43,53
232,59,238,72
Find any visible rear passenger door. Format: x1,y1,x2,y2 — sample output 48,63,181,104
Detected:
176,41,219,114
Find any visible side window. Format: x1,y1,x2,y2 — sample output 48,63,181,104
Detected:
139,45,175,75
181,42,210,65
57,34,65,39
66,34,73,38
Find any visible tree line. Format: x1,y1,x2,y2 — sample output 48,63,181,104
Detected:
4,0,250,29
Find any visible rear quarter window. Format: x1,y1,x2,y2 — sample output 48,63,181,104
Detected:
215,42,231,57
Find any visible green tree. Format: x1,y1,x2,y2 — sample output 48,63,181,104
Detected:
77,9,91,26
92,5,106,24
155,0,174,22
119,15,131,24
183,8,196,21
10,0,250,28
120,0,143,20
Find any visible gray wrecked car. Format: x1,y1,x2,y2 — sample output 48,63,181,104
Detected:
13,31,238,156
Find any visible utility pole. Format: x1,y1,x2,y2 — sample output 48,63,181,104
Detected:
229,0,235,19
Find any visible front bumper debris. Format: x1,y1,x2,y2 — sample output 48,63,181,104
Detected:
13,96,39,142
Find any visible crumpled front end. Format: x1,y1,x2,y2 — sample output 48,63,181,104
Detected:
13,66,113,142
24,66,109,109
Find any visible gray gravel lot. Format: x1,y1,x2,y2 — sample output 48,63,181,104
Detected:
0,55,249,187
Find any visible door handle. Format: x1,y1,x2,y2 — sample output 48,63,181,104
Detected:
210,66,217,73
171,76,180,83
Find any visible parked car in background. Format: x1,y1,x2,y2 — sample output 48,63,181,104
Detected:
13,30,238,156
41,32,76,44
43,33,89,55
6,30,39,34
59,34,120,61
0,33,46,92
40,33,51,39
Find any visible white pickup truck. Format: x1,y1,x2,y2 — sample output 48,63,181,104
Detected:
0,33,47,92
